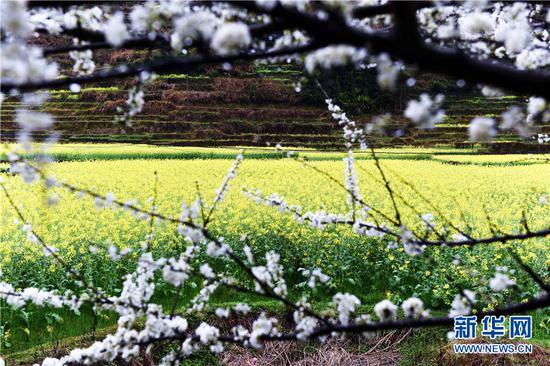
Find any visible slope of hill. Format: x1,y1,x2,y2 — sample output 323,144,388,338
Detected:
2,63,549,152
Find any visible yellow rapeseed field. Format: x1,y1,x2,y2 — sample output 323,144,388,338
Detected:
0,152,549,305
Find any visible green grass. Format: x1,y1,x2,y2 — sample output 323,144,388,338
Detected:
4,143,549,166
399,327,448,366
0,143,483,162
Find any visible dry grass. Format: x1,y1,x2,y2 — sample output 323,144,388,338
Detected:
221,332,408,366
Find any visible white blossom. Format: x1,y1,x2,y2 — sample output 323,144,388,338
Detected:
400,226,424,256
210,22,251,56
69,50,95,75
104,192,116,207
376,53,401,91
404,94,445,129
69,83,81,93
305,46,367,73
22,92,49,106
162,257,190,286
528,97,546,115
516,48,550,70
104,12,129,47
195,323,220,344
449,290,476,317
1,0,32,38
215,307,230,318
40,358,62,366
468,117,496,141
171,12,220,50
493,3,532,54
500,106,528,137
325,99,366,148
212,153,244,205
42,246,59,257
481,86,504,97
333,293,360,325
300,267,330,288
344,151,361,208
295,315,318,340
401,297,424,318
15,110,53,130
249,313,278,348
374,299,397,321
234,303,251,314
459,11,494,39
489,272,516,292
251,251,287,296
200,263,215,279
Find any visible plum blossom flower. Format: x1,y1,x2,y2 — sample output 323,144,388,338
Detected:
1,0,32,38
234,303,251,314
481,86,504,97
326,99,366,148
249,313,278,348
500,106,529,137
215,308,230,318
459,11,494,39
400,226,424,256
404,94,445,129
493,3,532,54
200,263,215,279
210,22,251,56
171,12,220,50
516,48,550,70
162,257,190,286
105,12,129,47
195,323,219,344
295,315,318,340
305,46,367,73
528,97,546,115
300,267,330,288
40,358,61,366
401,297,424,318
69,49,95,75
42,246,59,257
449,290,476,317
489,272,516,292
16,110,53,130
333,293,361,325
374,299,397,321
468,117,496,141
376,53,401,91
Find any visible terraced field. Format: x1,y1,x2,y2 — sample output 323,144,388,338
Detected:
2,69,549,152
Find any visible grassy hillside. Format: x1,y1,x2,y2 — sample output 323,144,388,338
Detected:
2,64,549,152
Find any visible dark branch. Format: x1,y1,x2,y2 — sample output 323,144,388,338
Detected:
283,293,550,340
